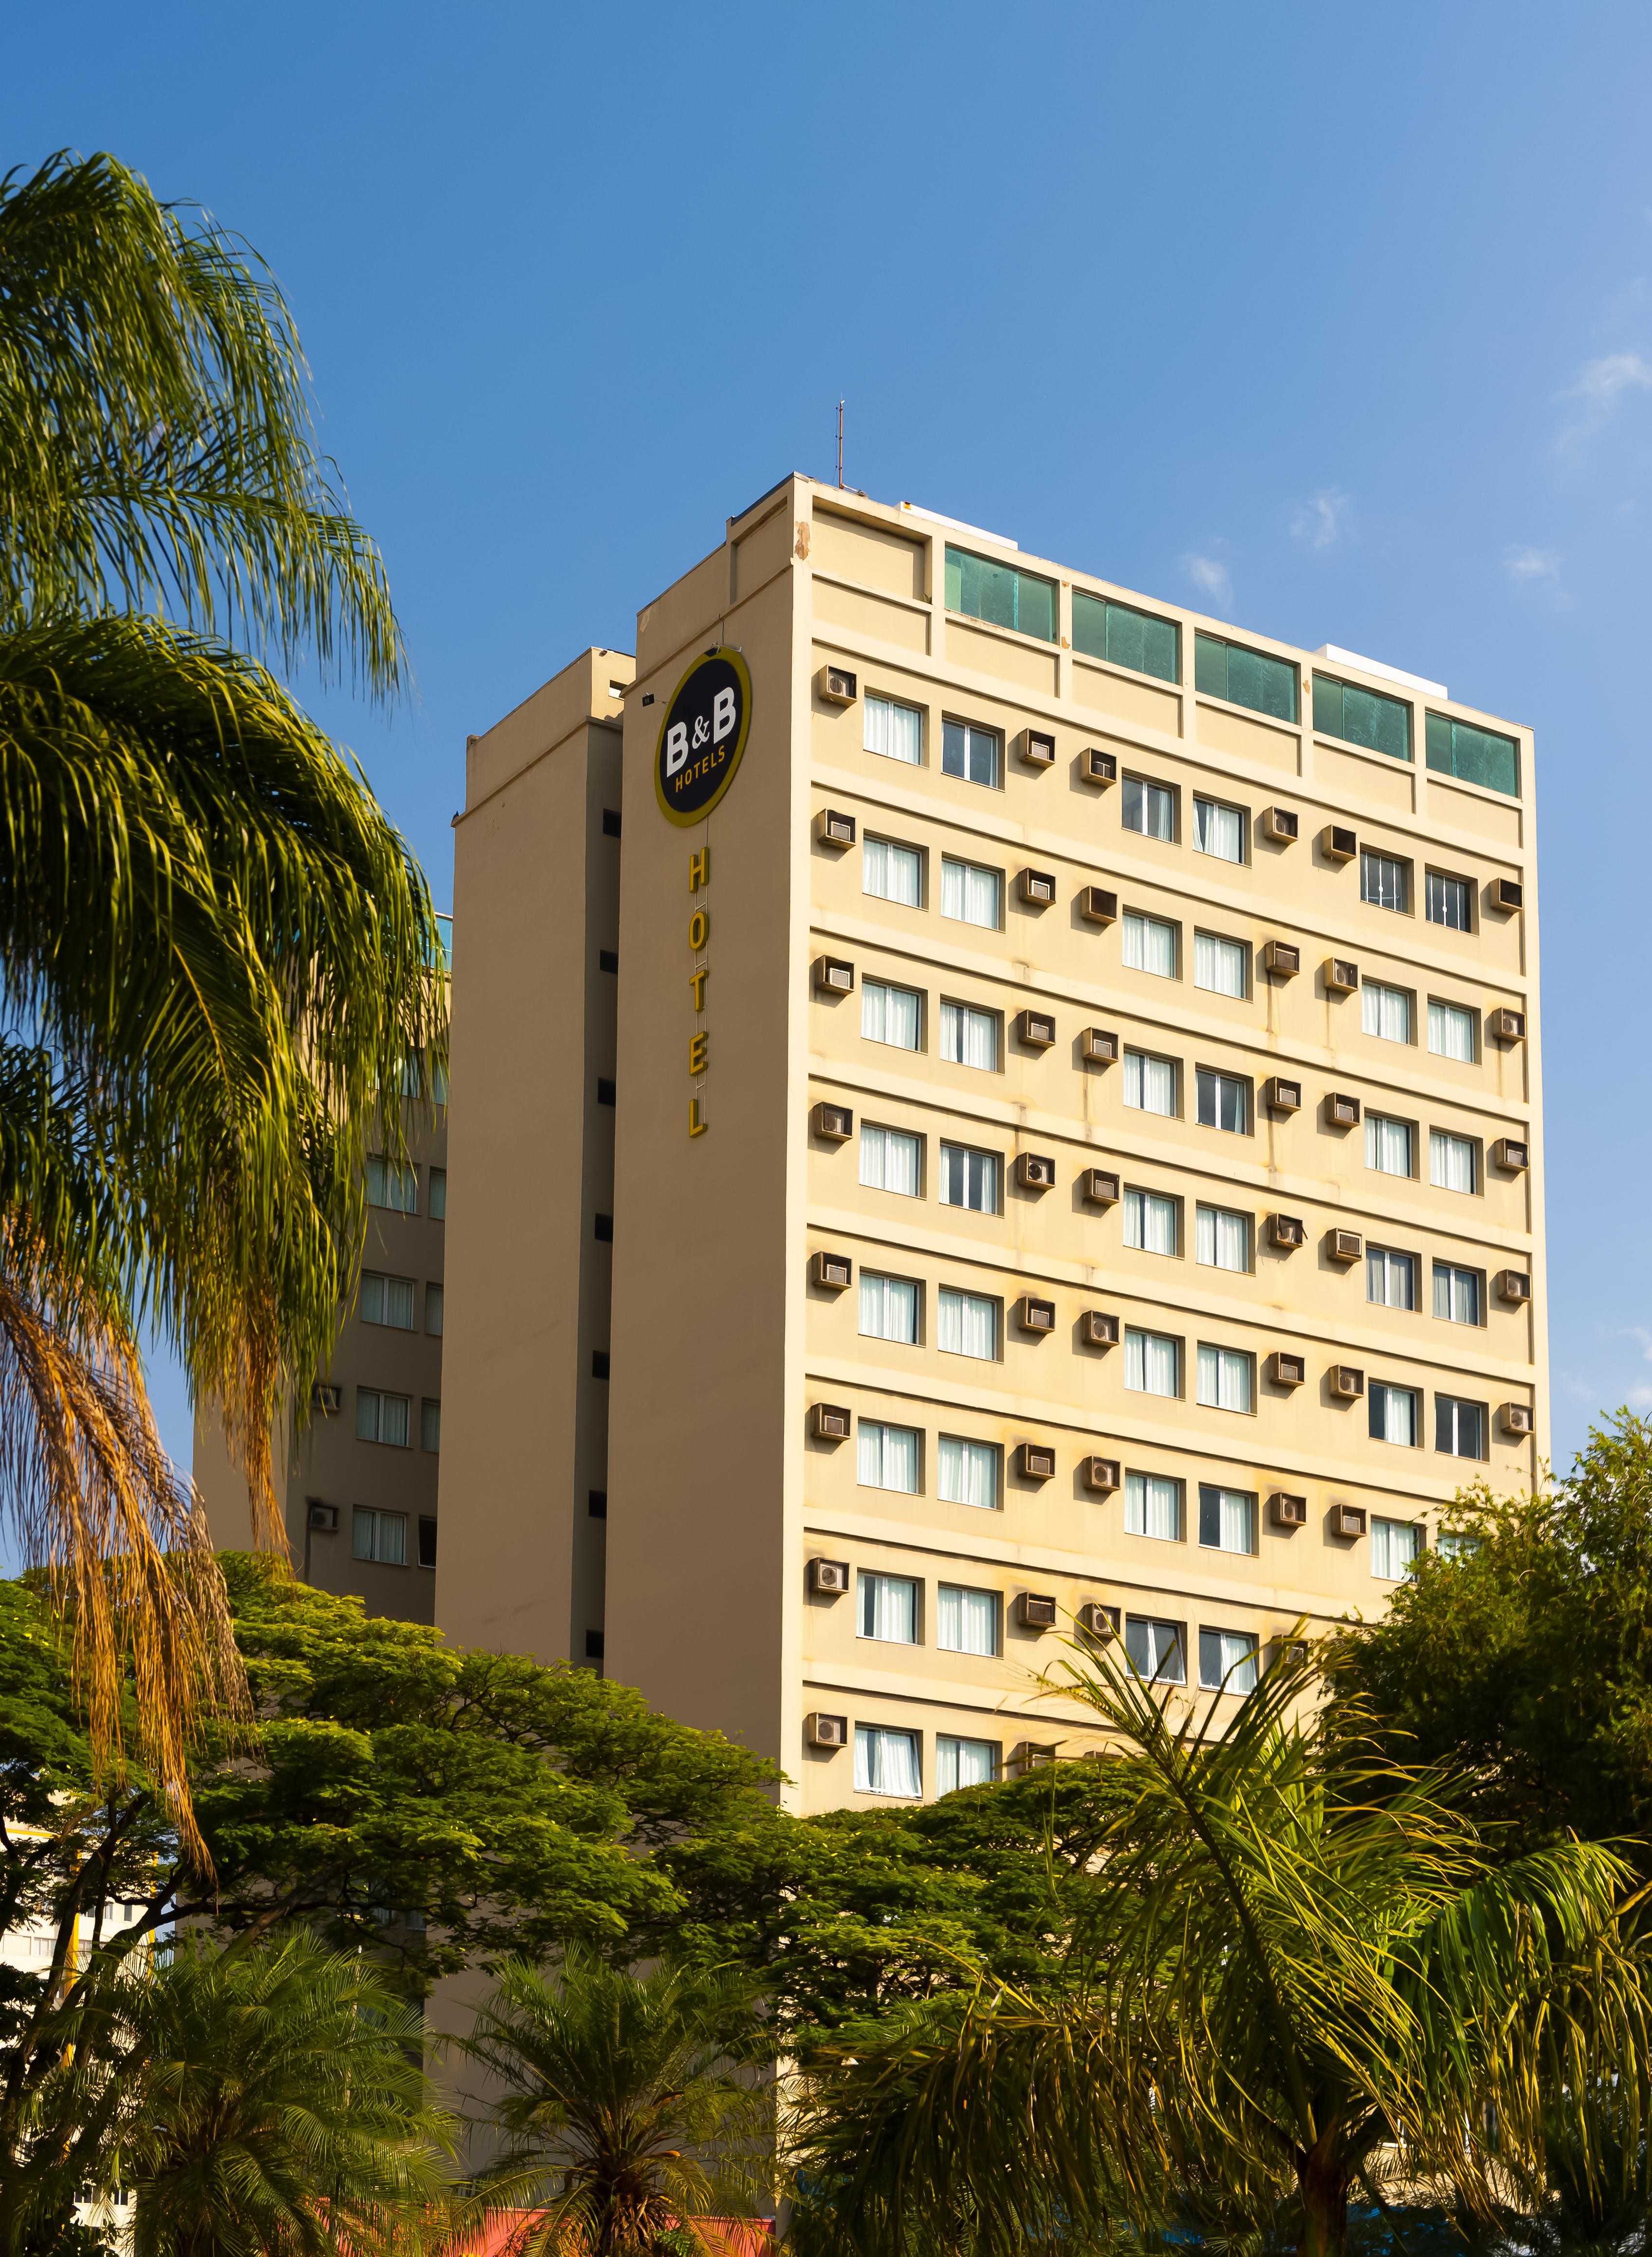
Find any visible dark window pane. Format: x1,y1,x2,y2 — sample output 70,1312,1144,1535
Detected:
1073,591,1179,682
1426,714,1519,797
945,547,1057,642
417,1516,438,1570
942,719,968,777
588,1489,608,1518
1315,676,1411,760
1196,632,1297,722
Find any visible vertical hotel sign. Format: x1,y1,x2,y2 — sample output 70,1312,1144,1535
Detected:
655,649,752,1136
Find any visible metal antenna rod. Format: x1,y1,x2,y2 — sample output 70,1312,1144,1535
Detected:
837,398,844,489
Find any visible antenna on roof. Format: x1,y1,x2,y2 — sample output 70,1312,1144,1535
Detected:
836,398,844,490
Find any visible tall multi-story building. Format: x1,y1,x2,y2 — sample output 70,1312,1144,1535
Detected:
439,478,1542,1809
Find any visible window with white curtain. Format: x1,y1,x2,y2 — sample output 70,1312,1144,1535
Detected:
1194,932,1248,998
1124,1471,1183,1541
939,1143,1001,1212
360,1272,415,1329
1361,982,1413,1043
1426,872,1471,930
1199,1627,1259,1691
1122,911,1178,978
357,1389,410,1447
1370,1517,1422,1579
936,1584,1000,1657
936,1735,998,1793
1430,1130,1477,1193
1124,1048,1178,1115
1196,1204,1250,1272
1436,1396,1487,1457
352,1506,407,1564
1193,797,1246,862
1433,1263,1482,1324
1438,1528,1483,1559
939,1001,999,1071
940,856,1002,929
1428,1000,1476,1062
941,719,999,788
1125,1327,1181,1397
367,1156,419,1214
938,1288,998,1360
1122,776,1175,840
863,836,923,906
861,979,921,1051
1123,1188,1178,1256
1369,1382,1419,1446
859,1571,920,1642
1367,1246,1417,1309
859,1271,918,1345
854,1723,921,1796
864,693,923,765
1199,1485,1255,1553
1366,1114,1414,1177
1197,1344,1253,1413
1125,1616,1185,1684
857,1421,919,1493
1196,1068,1248,1133
1360,850,1410,913
937,1435,999,1510
860,1124,921,1195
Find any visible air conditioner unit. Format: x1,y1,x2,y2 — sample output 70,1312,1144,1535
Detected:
1018,867,1057,905
1077,1600,1120,1641
1269,1213,1306,1249
1082,1455,1120,1493
1261,806,1299,844
813,955,855,994
1018,1295,1057,1334
809,1249,852,1291
1329,1365,1365,1400
1009,1740,1060,1776
1267,1350,1307,1388
1017,1009,1057,1048
1323,824,1358,862
1015,1445,1056,1484
1261,940,1302,979
1016,1152,1057,1190
1492,1137,1530,1172
1325,1091,1362,1129
1081,1027,1119,1065
1264,1075,1303,1113
311,1382,342,1415
1325,957,1360,993
814,807,857,846
1499,1270,1533,1304
811,1401,852,1442
1329,1503,1368,1540
1014,1591,1059,1629
806,1711,849,1748
1489,877,1524,913
1082,747,1118,786
1079,1310,1120,1349
1501,1402,1535,1437
1082,1167,1121,1206
1488,1007,1527,1043
1326,1229,1363,1262
1079,885,1118,925
811,1101,853,1141
307,1501,340,1532
1269,1492,1308,1529
1019,728,1057,768
817,664,858,705
808,1557,851,1596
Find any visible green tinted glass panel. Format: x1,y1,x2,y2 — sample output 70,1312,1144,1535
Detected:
944,546,1056,642
1313,676,1411,761
1426,713,1520,797
1194,632,1298,722
1072,589,1180,682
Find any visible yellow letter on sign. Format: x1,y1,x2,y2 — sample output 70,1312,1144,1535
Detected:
689,1031,709,1075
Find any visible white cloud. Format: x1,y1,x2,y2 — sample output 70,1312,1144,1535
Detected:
1181,552,1232,611
1572,351,1652,402
1504,544,1563,587
1289,488,1350,551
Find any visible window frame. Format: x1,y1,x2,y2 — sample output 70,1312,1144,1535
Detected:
853,1721,922,1798
1427,997,1478,1064
861,832,926,909
1192,794,1249,864
1121,909,1181,980
1369,1380,1422,1448
863,690,925,767
1366,1245,1418,1311
937,1286,1001,1363
1071,588,1181,682
1426,712,1521,798
937,998,1002,1073
1195,1066,1251,1135
352,1505,408,1565
1193,631,1300,723
939,715,1004,791
1124,1325,1184,1399
1436,1395,1488,1459
1361,979,1415,1046
944,546,1058,642
936,1582,1003,1658
858,1569,922,1644
1312,674,1413,762
1121,773,1178,844
1198,1484,1258,1555
861,976,924,1053
859,1121,924,1196
936,1434,1002,1511
1124,1469,1185,1542
359,1270,417,1331
1365,1111,1417,1179
1124,1614,1188,1686
1195,1202,1252,1274
856,1418,922,1494
1196,1342,1256,1415
858,1269,922,1347
1425,869,1474,933
355,1386,411,1448
1193,929,1249,1000
1429,1127,1480,1195
1198,1625,1261,1693
938,1140,1003,1214
1360,848,1413,915
939,853,1005,930
1432,1262,1485,1327
1122,1185,1181,1257
1122,1046,1180,1119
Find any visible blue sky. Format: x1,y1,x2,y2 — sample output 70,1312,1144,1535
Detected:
6,0,1651,1479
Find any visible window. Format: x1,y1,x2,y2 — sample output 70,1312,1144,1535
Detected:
1362,981,1412,1044
1123,1188,1178,1256
356,1389,410,1447
937,1584,1001,1657
862,979,921,1050
1428,1000,1476,1063
939,1143,1001,1212
1072,588,1179,679
599,947,619,973
1199,1627,1259,1692
936,1735,999,1793
421,1398,441,1453
1125,1471,1183,1541
1122,911,1178,978
1194,932,1248,998
596,1077,616,1106
1123,1049,1178,1117
939,1001,999,1071
1196,1068,1248,1134
938,1435,999,1510
1371,1516,1422,1579
859,1571,920,1643
945,546,1057,641
602,807,621,837
1193,796,1246,862
366,1157,418,1213
1361,850,1411,914
940,719,1001,788
863,836,922,906
1313,675,1412,761
1196,1204,1250,1273
864,692,923,765
859,1272,918,1345
940,856,1003,927
592,1351,609,1380
1430,1130,1477,1194
352,1506,406,1564
1122,776,1175,841
1197,1344,1254,1414
860,1125,921,1195
857,1421,919,1494
1426,872,1472,931
1366,1114,1414,1177
417,1516,438,1570
1434,1263,1482,1325
1367,1247,1416,1310
427,1168,446,1221
1125,1616,1186,1685
1199,1485,1256,1554
1438,1529,1483,1559
425,1284,444,1335
1194,632,1298,721
854,1724,921,1797
360,1272,414,1329
1437,1396,1487,1458
939,1288,998,1361
1125,1327,1181,1398
1426,713,1519,797
1369,1382,1420,1446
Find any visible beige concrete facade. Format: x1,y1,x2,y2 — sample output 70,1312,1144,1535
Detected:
439,478,1543,1813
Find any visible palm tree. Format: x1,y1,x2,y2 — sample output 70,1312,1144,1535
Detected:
457,1947,775,2257
0,149,444,1840
787,1641,1652,2257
